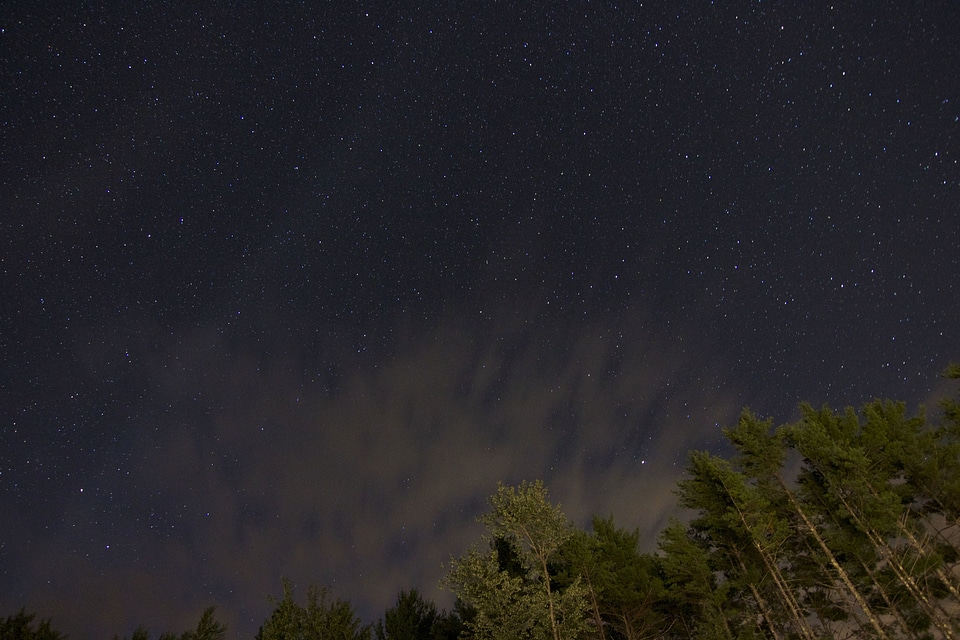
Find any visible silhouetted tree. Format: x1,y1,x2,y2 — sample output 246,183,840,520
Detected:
182,607,227,640
376,590,437,640
0,609,65,640
256,578,371,640
108,607,225,640
429,600,473,640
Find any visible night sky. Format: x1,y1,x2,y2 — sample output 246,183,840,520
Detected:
3,3,959,638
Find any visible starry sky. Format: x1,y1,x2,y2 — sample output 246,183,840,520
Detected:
2,2,959,639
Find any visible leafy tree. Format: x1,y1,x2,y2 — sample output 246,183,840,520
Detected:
428,600,473,640
0,609,65,640
376,590,437,640
557,529,607,639
109,607,226,640
448,547,546,640
182,607,227,640
256,578,371,640
445,480,589,640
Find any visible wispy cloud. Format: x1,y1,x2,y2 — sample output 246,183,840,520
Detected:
13,304,745,638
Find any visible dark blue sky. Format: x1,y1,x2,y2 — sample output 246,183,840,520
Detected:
2,3,959,638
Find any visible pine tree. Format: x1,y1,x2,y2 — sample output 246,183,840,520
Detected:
656,520,734,640
557,516,666,640
376,590,438,640
786,403,957,639
726,410,891,638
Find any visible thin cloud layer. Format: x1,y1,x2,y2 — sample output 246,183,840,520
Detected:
81,306,739,637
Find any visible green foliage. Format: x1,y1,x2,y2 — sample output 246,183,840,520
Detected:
256,578,371,640
0,609,65,640
427,601,472,640
480,481,572,582
943,362,960,380
11,369,960,640
108,607,226,640
656,521,733,640
782,400,960,638
447,547,553,640
182,607,227,640
106,607,227,640
557,517,666,640
445,481,589,640
375,590,436,640
665,382,960,640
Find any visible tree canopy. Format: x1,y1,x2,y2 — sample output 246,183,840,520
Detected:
9,364,960,640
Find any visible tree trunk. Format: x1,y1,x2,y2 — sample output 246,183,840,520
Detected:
579,564,606,640
779,480,891,640
716,474,817,640
733,548,783,640
830,484,956,640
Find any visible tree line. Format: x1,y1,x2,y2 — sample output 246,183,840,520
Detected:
7,365,960,639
